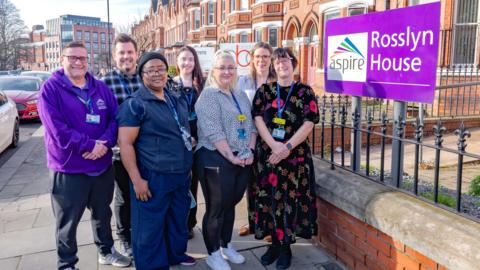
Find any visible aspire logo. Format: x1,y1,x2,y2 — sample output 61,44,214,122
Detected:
327,33,368,82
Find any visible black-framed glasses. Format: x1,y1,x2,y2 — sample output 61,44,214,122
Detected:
64,55,88,63
143,68,168,76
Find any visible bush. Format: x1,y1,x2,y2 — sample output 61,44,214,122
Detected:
468,175,480,197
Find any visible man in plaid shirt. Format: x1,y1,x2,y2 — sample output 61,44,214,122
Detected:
101,34,142,258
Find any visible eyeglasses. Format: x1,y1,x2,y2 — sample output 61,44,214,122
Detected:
214,66,236,72
254,55,271,60
274,58,292,65
143,68,167,76
64,55,88,63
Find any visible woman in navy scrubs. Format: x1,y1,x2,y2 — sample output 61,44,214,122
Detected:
117,52,196,270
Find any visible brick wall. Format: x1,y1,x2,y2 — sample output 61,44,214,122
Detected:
315,198,449,270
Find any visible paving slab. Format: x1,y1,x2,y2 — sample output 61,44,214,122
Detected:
0,257,20,270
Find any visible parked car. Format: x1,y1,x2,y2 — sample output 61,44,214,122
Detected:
20,71,52,82
0,71,11,76
0,76,42,120
0,90,19,153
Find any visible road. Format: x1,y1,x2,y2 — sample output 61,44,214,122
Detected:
0,120,41,168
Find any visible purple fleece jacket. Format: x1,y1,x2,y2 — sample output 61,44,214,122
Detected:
38,69,118,173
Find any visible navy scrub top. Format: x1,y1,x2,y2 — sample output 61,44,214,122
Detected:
116,85,193,174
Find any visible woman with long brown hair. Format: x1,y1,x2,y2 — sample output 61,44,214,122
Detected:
174,45,205,239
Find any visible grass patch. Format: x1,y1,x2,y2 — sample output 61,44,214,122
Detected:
468,175,480,197
421,191,456,208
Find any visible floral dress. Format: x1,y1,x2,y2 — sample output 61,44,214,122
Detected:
249,81,320,244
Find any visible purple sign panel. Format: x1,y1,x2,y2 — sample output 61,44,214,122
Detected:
324,2,440,103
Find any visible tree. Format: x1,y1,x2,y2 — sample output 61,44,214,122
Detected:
0,0,26,70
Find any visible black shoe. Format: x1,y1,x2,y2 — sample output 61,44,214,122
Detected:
276,245,292,270
260,244,280,266
188,229,194,239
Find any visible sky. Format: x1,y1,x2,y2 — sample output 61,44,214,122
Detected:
12,0,151,32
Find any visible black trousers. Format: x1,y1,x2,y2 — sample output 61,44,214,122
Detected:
195,148,250,254
188,167,199,230
50,166,115,270
113,160,131,243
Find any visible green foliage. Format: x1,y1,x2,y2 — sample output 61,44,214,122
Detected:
421,191,456,208
360,163,377,174
468,175,480,197
168,66,178,77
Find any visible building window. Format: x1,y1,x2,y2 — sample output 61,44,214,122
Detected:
408,0,420,5
194,9,200,29
240,0,248,11
254,28,262,42
101,43,106,50
230,0,235,12
101,32,106,43
93,32,98,42
93,43,99,53
208,2,215,25
221,0,226,22
229,33,235,43
85,31,90,42
240,32,248,42
268,28,277,47
348,4,367,16
76,30,82,40
453,0,479,64
85,43,91,52
202,6,205,25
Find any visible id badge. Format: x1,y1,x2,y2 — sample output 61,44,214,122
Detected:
273,117,286,125
180,127,193,151
272,128,285,140
237,128,247,140
86,114,100,124
189,111,197,121
237,114,247,121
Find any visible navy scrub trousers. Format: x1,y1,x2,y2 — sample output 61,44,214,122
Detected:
131,169,191,270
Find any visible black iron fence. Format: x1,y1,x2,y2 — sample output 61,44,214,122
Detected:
311,95,480,222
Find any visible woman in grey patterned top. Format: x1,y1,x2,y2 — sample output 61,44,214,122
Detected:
195,50,257,270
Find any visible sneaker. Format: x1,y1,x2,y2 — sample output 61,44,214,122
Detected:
180,255,197,266
117,241,133,258
98,248,131,267
206,250,231,270
221,243,245,264
260,244,280,266
276,245,292,270
64,267,79,270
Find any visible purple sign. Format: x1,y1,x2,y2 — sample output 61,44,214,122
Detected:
324,2,440,103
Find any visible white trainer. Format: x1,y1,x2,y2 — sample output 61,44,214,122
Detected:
206,250,231,270
98,247,131,267
221,243,246,264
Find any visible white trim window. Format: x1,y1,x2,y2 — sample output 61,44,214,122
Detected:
453,0,479,64
268,27,277,47
229,33,236,43
348,4,367,16
194,9,200,29
240,32,248,42
240,0,248,11
208,2,215,25
254,28,262,42
230,0,235,12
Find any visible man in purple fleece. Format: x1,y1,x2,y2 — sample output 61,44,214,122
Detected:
38,41,131,270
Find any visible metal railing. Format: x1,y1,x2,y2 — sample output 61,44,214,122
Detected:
311,95,480,222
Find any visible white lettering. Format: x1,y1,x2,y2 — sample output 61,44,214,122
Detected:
370,54,423,72
411,57,421,71
371,31,380,48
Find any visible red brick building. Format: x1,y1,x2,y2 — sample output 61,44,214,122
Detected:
133,0,471,95
19,25,48,71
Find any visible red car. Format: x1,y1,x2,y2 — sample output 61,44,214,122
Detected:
0,76,42,120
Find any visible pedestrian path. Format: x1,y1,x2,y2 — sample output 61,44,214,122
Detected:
0,126,345,270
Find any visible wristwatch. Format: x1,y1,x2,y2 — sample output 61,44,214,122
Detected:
285,142,293,150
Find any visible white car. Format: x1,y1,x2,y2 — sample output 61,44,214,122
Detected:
0,90,19,153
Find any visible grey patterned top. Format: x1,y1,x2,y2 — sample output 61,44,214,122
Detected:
195,86,257,154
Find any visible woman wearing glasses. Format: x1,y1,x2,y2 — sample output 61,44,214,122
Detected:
173,46,205,239
236,42,276,238
116,52,196,270
251,48,319,269
195,50,257,270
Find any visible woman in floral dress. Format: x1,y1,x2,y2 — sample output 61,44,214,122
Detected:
250,47,319,270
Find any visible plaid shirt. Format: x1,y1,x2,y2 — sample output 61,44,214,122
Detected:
101,69,142,106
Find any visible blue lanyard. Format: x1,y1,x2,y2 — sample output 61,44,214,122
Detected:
184,89,195,107
77,96,93,114
164,91,184,129
276,82,295,119
231,91,243,115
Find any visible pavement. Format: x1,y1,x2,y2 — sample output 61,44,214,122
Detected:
0,126,346,270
